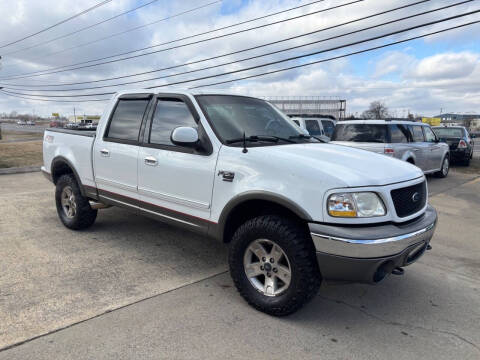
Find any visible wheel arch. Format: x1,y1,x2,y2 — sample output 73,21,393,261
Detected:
50,156,86,196
211,191,312,243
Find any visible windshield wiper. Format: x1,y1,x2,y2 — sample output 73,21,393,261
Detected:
289,134,327,143
226,135,297,145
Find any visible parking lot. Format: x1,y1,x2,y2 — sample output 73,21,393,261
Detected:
0,168,478,359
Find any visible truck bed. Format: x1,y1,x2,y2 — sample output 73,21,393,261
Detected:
43,128,97,189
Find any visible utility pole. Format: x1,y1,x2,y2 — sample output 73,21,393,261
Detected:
73,107,76,123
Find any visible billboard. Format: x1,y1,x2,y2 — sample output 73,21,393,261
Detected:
422,117,441,126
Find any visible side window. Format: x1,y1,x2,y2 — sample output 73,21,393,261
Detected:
389,124,410,143
149,99,197,146
423,126,437,142
410,125,425,142
106,99,149,141
293,120,300,126
321,120,335,137
305,120,321,135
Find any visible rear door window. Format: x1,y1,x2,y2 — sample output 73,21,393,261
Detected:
305,120,322,135
389,124,411,143
292,120,300,126
105,99,150,141
331,124,387,143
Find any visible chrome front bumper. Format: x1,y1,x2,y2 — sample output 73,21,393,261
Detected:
309,205,437,259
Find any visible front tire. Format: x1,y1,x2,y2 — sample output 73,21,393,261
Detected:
435,156,449,178
229,215,321,316
55,174,97,230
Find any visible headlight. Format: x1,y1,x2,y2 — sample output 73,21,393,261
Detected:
328,192,386,218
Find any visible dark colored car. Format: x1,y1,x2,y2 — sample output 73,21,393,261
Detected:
432,126,475,166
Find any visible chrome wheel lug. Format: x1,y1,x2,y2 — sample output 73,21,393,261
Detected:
273,268,278,273
262,257,266,262
270,258,274,263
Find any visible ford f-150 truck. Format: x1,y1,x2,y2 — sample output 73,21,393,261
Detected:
42,89,437,316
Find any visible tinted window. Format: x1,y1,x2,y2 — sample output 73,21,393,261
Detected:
409,125,424,142
389,124,411,143
321,120,335,137
305,120,322,135
149,99,197,146
106,99,149,141
293,120,300,126
423,127,437,142
432,127,465,138
332,124,387,143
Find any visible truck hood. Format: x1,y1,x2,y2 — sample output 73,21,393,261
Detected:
250,143,423,187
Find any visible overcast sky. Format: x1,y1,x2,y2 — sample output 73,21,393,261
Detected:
0,0,478,118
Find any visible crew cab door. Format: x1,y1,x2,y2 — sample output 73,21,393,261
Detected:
137,95,216,233
93,94,152,201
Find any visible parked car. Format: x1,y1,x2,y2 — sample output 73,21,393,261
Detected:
26,120,36,125
42,90,437,316
16,120,26,125
331,120,450,177
432,126,475,166
64,123,79,129
291,117,336,139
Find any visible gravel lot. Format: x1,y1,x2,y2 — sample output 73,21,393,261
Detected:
0,170,479,359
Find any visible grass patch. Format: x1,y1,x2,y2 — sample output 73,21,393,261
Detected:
0,130,43,142
0,140,43,168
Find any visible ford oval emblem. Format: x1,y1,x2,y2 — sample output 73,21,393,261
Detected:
412,192,420,203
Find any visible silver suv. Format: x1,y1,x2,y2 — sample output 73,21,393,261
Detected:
331,120,450,177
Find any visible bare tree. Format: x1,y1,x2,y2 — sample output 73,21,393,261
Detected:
362,101,390,119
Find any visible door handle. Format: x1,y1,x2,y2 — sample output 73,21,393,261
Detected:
412,149,419,152
100,149,110,157
144,156,158,166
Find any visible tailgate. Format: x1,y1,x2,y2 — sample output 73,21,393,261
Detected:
330,141,386,154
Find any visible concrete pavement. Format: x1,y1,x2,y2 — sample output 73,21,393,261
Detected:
0,170,479,359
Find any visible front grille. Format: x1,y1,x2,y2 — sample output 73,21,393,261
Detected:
391,181,426,218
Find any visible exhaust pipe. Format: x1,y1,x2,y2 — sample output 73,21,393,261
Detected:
392,267,404,276
89,201,111,210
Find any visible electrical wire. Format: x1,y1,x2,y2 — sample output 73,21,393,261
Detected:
1,0,465,92
0,0,364,80
0,0,113,49
15,0,324,66
1,0,165,56
0,89,109,102
2,20,477,102
3,9,478,97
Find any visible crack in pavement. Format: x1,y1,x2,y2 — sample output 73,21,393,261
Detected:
318,295,480,353
0,270,229,353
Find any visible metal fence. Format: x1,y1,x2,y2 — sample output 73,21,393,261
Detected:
264,96,346,120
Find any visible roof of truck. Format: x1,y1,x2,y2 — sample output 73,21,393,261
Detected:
113,88,247,97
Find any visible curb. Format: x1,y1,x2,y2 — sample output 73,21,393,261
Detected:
0,166,41,175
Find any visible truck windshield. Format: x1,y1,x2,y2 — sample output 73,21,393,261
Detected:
433,127,464,138
195,95,307,144
332,124,387,143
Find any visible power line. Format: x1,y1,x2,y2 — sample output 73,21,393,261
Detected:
0,89,108,102
15,0,322,67
3,8,478,97
1,0,463,92
0,0,364,80
1,0,165,57
191,21,480,89
0,0,113,49
2,20,477,103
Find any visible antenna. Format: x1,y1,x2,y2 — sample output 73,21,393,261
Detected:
242,132,248,153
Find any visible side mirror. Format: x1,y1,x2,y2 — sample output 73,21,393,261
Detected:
170,126,199,147
472,134,476,139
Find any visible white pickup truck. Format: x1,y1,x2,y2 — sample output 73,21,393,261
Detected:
42,89,437,316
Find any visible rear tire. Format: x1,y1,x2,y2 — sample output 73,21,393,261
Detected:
55,174,97,230
229,215,321,316
463,157,471,166
435,156,449,178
